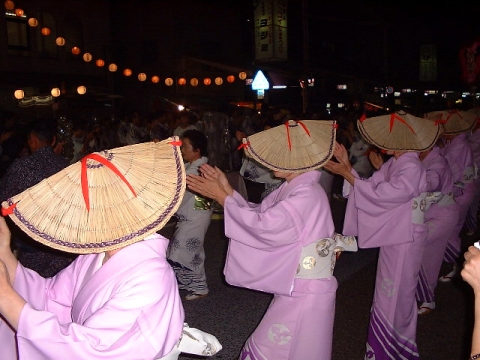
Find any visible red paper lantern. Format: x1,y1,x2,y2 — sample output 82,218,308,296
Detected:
5,1,14,11
83,53,92,62
14,89,24,99
227,75,235,83
123,68,132,76
204,78,211,86
151,76,160,83
95,59,105,67
56,37,65,46
51,88,61,97
178,78,186,85
41,27,51,36
28,18,38,27
71,46,81,55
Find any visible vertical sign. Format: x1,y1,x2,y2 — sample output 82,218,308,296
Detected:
254,0,288,62
419,44,437,82
459,40,480,85
273,0,287,60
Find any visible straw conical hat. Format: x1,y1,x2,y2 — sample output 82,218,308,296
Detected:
468,107,480,118
425,109,477,135
1,138,186,254
240,119,336,173
357,111,442,151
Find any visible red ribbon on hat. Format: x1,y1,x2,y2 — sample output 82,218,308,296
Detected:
168,140,182,146
285,120,311,150
237,141,250,150
434,119,447,126
390,113,415,134
1,203,16,216
81,153,137,211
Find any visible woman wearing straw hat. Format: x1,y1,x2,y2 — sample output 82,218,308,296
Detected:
187,120,358,360
325,111,443,359
426,109,477,282
0,138,221,359
427,109,476,282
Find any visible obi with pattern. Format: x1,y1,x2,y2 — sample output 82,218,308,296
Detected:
412,193,429,224
296,234,358,279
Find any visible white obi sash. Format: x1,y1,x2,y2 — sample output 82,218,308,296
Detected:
424,191,455,208
460,165,476,185
412,193,429,224
295,234,358,279
437,192,455,206
157,323,222,360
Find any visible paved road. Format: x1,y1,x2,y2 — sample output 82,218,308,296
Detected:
160,212,476,360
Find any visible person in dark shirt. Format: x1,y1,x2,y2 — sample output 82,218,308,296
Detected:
0,118,76,277
0,113,26,177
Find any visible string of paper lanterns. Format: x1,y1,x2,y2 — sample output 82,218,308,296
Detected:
7,1,250,100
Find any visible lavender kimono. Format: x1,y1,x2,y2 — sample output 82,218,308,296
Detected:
222,171,355,360
167,156,212,294
441,133,476,262
416,146,459,303
343,152,428,359
0,234,185,360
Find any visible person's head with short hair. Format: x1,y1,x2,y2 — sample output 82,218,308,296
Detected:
177,110,193,129
181,129,207,163
27,118,57,153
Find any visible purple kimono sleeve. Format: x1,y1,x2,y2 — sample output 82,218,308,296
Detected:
355,160,422,212
222,187,308,296
231,190,261,210
0,262,75,359
424,156,444,192
224,193,298,249
444,134,473,182
344,156,424,248
14,246,184,360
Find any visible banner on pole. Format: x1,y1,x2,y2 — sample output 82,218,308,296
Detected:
254,0,288,62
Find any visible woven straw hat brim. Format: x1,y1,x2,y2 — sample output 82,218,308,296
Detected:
357,112,442,151
425,109,477,135
243,120,336,173
1,138,186,254
468,107,480,118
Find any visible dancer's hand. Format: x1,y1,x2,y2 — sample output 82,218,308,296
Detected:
0,217,11,254
462,246,480,294
199,164,234,196
333,142,350,165
369,151,383,170
0,259,26,331
187,173,228,206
